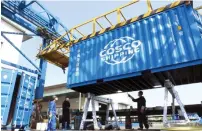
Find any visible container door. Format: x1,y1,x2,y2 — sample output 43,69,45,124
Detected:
1,68,18,126
12,73,36,127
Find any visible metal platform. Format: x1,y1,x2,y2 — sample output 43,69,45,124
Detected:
38,50,69,69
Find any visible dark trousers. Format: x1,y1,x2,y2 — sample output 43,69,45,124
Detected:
62,121,70,129
62,111,70,129
138,112,149,129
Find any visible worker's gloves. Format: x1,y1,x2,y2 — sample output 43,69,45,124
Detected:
140,109,145,114
140,107,146,114
128,94,132,98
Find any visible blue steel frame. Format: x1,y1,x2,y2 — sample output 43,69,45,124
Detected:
1,60,39,75
1,32,41,72
1,0,72,41
1,31,37,36
1,31,45,100
1,0,71,99
35,39,47,99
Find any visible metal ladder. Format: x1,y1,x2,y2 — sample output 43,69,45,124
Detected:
163,80,190,127
79,93,120,130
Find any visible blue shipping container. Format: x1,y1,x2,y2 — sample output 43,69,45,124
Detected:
67,3,202,94
12,73,36,128
1,68,36,128
1,68,18,126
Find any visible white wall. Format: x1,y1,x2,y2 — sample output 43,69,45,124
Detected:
41,96,86,112
0,18,39,80
1,19,24,69
40,96,102,113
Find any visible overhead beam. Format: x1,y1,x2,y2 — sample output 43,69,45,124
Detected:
1,32,41,72
1,7,38,34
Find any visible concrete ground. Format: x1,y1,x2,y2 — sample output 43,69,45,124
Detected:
30,129,202,131
3,128,202,131
3,125,202,131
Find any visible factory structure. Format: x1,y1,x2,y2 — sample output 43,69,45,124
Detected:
1,0,202,130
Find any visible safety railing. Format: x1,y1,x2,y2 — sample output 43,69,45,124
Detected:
38,0,188,56
38,0,153,55
66,0,152,40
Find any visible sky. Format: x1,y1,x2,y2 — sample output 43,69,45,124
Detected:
17,0,202,107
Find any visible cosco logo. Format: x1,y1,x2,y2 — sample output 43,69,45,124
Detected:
99,36,142,65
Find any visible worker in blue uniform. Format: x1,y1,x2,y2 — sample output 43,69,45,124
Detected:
128,91,149,130
47,96,58,131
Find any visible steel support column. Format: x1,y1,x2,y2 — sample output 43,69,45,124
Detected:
35,39,48,99
172,97,175,119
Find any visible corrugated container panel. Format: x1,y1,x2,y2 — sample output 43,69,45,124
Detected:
1,68,18,126
12,73,36,127
67,4,202,90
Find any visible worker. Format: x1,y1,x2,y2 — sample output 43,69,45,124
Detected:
128,91,149,130
30,101,37,129
36,103,43,122
125,106,133,129
62,97,71,129
47,96,58,131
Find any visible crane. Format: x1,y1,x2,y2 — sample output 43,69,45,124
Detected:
1,0,72,99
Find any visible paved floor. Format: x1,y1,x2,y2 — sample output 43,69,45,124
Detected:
3,127,202,131
28,130,160,131
3,129,202,131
